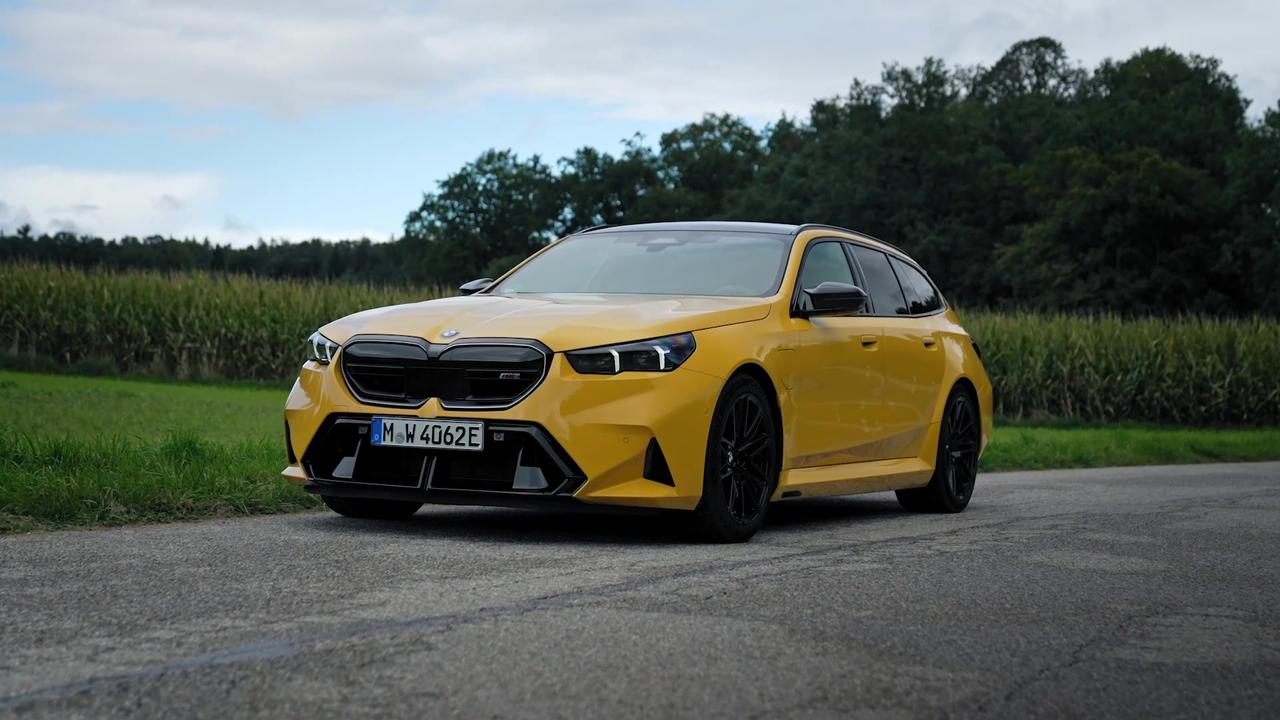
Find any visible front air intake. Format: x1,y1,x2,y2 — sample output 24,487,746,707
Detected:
643,438,675,486
285,420,297,464
302,415,585,495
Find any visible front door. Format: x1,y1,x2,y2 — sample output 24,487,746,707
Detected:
786,240,886,468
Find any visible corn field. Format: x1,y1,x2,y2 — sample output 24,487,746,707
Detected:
963,311,1280,425
0,263,442,382
3,263,1278,425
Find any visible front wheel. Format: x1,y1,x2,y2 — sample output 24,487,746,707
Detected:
689,375,779,543
896,387,980,513
322,495,422,520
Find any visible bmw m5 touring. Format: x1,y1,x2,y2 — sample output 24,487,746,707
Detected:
283,221,994,542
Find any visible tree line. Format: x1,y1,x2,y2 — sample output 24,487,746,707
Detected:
4,37,1278,315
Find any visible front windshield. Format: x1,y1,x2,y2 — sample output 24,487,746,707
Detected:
489,230,793,297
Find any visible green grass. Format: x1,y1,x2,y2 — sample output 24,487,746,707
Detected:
0,434,313,533
2,369,1278,532
0,370,285,443
0,370,314,532
981,422,1280,471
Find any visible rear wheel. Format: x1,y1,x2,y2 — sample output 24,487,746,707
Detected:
896,387,980,513
321,495,422,520
690,375,779,543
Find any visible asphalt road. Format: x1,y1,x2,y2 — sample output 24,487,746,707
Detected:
2,462,1279,719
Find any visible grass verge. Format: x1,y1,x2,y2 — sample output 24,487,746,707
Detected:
0,369,285,443
2,370,1278,532
980,422,1280,471
0,433,314,533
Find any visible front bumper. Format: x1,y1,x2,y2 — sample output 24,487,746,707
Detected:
283,351,724,510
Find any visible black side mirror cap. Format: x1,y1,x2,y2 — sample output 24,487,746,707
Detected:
458,278,494,295
796,281,868,317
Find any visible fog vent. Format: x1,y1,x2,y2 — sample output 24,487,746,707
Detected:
643,438,675,486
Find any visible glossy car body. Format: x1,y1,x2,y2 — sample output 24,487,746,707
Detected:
283,222,993,531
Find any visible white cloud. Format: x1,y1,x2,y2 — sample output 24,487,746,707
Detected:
0,166,218,238
3,1,1277,122
0,166,390,243
184,221,391,244
0,101,132,134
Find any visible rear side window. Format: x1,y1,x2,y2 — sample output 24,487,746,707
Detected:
890,257,943,314
848,245,907,315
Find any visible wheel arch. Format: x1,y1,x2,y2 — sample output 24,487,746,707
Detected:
725,362,786,473
945,375,985,446
931,373,980,421
951,375,979,406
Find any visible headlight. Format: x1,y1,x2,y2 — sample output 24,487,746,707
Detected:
566,333,696,375
307,331,340,364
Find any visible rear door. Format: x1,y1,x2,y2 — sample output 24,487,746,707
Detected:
881,254,947,457
846,245,944,459
786,240,885,468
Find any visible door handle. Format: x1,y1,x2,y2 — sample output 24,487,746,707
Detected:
922,336,937,348
860,335,879,348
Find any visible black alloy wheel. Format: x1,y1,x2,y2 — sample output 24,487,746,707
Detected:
897,387,980,513
941,391,980,500
691,375,779,542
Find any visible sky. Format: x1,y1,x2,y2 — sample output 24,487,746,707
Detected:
1,0,1277,245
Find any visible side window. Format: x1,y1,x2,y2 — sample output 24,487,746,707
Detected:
798,241,855,290
848,245,907,315
889,257,943,314
796,241,857,314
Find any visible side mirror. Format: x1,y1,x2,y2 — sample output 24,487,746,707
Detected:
458,278,494,295
797,281,868,317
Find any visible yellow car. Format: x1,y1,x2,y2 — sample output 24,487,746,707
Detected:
283,221,993,542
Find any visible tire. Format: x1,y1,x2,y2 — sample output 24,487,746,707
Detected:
689,375,780,543
321,495,423,520
896,386,980,513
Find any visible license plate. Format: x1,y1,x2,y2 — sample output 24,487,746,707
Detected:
371,417,484,451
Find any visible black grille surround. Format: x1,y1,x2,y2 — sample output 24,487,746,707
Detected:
301,414,586,497
339,335,551,410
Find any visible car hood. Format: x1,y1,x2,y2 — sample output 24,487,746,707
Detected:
320,293,773,351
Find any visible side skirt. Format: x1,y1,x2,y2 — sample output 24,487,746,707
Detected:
773,421,941,499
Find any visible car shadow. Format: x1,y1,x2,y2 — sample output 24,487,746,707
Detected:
298,494,908,545
767,494,905,530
